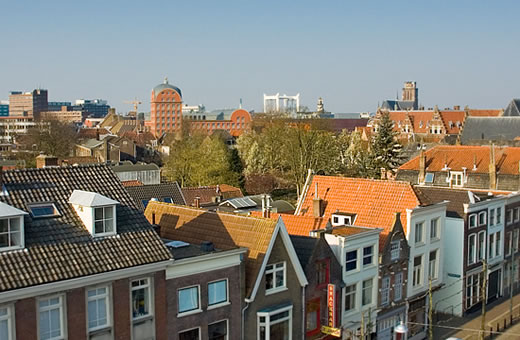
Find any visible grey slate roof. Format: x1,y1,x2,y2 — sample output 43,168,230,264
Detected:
0,164,171,292
111,161,160,173
460,117,520,144
289,235,318,269
126,182,186,211
503,99,520,117
381,100,417,111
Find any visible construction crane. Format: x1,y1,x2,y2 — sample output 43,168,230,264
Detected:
124,98,142,114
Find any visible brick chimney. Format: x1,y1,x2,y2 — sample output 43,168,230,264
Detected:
312,183,323,218
194,196,201,209
418,149,426,184
489,144,496,190
36,154,59,168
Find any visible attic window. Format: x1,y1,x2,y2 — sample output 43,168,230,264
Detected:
425,173,434,184
162,197,173,203
28,203,60,218
94,206,115,235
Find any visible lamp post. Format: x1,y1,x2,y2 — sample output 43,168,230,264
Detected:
394,321,408,340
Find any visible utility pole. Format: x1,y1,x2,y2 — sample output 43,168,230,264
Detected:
360,310,365,340
511,252,515,323
480,260,488,340
429,277,433,340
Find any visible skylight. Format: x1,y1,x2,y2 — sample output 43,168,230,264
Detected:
425,173,434,184
28,203,60,218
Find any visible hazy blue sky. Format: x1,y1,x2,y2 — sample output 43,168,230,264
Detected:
1,1,519,113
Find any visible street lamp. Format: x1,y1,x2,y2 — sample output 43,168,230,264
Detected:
394,321,408,340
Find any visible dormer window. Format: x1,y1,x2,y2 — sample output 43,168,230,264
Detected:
69,190,119,237
0,201,27,251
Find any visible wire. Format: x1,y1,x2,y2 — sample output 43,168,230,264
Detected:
406,321,520,336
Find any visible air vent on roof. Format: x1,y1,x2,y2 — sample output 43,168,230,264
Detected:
166,240,190,248
201,241,215,252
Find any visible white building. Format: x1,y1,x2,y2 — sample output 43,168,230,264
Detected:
263,93,300,114
0,116,36,143
324,225,381,339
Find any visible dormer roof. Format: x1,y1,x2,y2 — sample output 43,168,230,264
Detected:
0,201,27,218
69,190,119,207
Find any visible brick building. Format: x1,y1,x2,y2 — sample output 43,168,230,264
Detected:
188,108,252,137
8,89,48,120
0,164,172,340
148,78,183,137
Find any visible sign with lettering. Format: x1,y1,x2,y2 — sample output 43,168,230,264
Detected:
321,325,341,337
327,284,335,327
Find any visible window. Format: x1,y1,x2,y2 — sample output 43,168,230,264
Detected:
450,172,463,187
479,212,487,226
258,306,292,340
468,234,477,265
394,272,403,301
265,262,285,293
0,306,13,340
162,197,173,203
208,320,228,340
363,246,373,266
39,295,64,340
415,222,424,244
466,273,481,308
179,327,200,340
497,208,502,225
429,250,438,280
490,209,495,226
208,280,227,307
381,276,390,305
362,279,373,306
345,250,357,271
514,229,519,253
430,218,439,240
413,256,422,287
28,203,60,218
425,172,434,183
316,259,329,286
94,206,114,235
131,278,151,319
506,231,513,256
390,241,400,260
178,286,200,314
344,284,356,312
0,218,22,250
489,233,495,259
306,300,320,335
507,209,513,225
87,286,109,331
478,231,486,261
515,208,520,222
469,214,477,228
496,231,501,257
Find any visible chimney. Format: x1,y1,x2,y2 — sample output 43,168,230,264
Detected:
489,144,496,190
262,194,271,218
201,241,215,252
194,196,201,209
418,149,426,184
313,182,323,217
96,127,100,141
36,154,59,168
454,105,460,110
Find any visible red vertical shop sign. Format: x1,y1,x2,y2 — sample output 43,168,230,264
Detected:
327,284,335,327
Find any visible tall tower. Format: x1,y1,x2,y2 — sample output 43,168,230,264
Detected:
402,81,418,109
150,78,183,137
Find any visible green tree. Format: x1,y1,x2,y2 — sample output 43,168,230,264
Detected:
22,121,78,158
371,111,402,173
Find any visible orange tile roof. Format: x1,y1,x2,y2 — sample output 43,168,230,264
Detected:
182,184,243,206
387,110,465,135
296,176,423,245
121,180,143,187
331,226,379,237
249,212,325,236
145,202,277,297
468,109,503,117
399,145,520,175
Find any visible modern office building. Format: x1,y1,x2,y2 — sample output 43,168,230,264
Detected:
0,101,8,116
73,99,110,118
8,89,48,120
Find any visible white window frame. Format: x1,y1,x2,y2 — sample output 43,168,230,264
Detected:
38,294,65,340
390,241,400,260
450,171,463,187
362,278,373,306
265,262,286,294
478,231,486,261
208,319,228,340
86,285,111,332
394,272,403,301
514,229,519,253
468,234,477,265
497,207,502,225
489,233,496,259
478,212,487,226
0,217,23,252
130,277,152,321
496,231,501,257
207,279,229,309
415,222,424,244
345,250,358,272
0,304,14,340
344,284,356,312
381,276,390,306
93,205,116,237
515,207,520,222
429,250,438,280
178,285,201,316
490,209,495,226
178,326,201,340
413,255,423,287
257,305,293,340
507,209,513,225
363,246,373,267
469,214,477,228
507,231,513,257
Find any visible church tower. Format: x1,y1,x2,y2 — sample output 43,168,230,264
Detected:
402,81,418,109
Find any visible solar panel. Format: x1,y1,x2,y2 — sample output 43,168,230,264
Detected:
226,197,257,209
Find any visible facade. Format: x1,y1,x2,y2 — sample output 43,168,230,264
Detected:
8,89,48,120
188,108,252,137
73,99,110,118
40,106,84,124
0,164,172,340
263,93,300,114
144,203,308,340
111,162,161,185
47,101,72,111
0,116,36,143
149,78,183,137
0,102,8,116
380,81,419,111
75,136,136,162
397,145,520,191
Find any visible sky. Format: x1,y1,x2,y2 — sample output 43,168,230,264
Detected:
1,1,519,114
